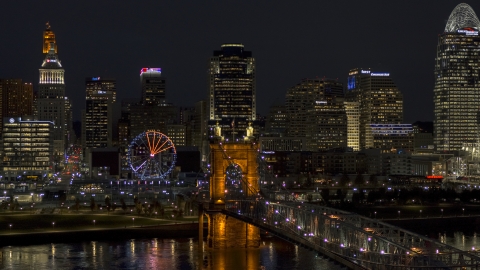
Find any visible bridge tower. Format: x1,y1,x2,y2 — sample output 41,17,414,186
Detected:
203,139,261,248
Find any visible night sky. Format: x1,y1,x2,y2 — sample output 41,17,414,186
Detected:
0,1,477,123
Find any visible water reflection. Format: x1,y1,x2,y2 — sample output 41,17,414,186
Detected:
440,232,479,251
0,237,343,269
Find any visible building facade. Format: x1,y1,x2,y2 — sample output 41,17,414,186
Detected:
140,68,165,105
208,44,256,137
82,77,116,149
286,78,347,151
346,68,403,150
0,79,33,135
434,3,480,151
1,117,53,181
37,37,66,156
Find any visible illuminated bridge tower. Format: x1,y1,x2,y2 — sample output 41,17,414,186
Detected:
434,3,480,151
202,131,260,249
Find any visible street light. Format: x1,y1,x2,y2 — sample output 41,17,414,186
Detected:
93,220,96,227
9,224,12,231
374,211,377,219
463,208,465,216
441,209,443,217
132,218,135,227
398,211,400,219
52,222,55,229
420,210,422,218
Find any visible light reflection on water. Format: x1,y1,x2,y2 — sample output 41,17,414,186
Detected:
0,237,344,269
439,232,479,252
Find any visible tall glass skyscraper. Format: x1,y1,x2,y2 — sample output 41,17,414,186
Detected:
434,3,480,151
208,44,256,137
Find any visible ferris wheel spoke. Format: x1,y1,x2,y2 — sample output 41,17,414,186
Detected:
152,134,164,153
131,159,148,172
153,144,174,155
152,139,168,155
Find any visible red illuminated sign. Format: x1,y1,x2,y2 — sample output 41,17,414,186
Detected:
426,175,443,179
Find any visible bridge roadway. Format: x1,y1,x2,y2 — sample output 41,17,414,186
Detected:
222,199,480,270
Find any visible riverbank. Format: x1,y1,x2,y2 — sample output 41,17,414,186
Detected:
0,223,206,247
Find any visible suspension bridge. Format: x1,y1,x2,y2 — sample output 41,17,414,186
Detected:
199,138,480,269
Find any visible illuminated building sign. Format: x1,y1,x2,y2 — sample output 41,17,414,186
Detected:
426,175,443,179
348,76,356,90
91,77,100,81
371,73,390,76
140,68,162,75
458,28,479,36
361,70,370,74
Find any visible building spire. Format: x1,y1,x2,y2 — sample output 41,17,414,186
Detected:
43,22,56,54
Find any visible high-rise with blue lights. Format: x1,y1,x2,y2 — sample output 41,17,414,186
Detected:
346,68,403,150
434,3,480,151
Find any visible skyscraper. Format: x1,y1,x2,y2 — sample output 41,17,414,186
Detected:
0,79,33,130
434,3,480,151
82,77,116,149
346,68,403,150
37,30,66,156
140,68,164,105
208,44,256,137
285,78,347,151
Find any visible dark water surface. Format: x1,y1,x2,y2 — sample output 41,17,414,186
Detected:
0,237,345,269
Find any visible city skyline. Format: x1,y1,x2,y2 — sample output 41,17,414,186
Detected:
0,1,478,123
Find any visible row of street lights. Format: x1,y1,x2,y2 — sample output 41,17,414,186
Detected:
372,208,467,219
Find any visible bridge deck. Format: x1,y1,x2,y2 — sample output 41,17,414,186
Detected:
222,199,480,269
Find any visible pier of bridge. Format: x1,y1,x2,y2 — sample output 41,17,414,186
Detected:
200,140,261,248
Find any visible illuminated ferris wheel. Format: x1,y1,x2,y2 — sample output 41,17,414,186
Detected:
127,131,177,180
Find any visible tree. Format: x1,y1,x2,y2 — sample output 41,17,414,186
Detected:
369,174,378,186
90,197,96,211
74,198,80,211
120,198,127,213
105,196,112,214
340,174,350,187
321,188,330,205
354,173,364,185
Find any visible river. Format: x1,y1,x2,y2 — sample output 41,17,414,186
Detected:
0,236,344,269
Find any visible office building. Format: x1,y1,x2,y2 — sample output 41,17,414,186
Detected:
82,77,116,149
265,104,287,136
285,78,346,151
434,3,480,151
2,117,53,181
344,101,360,151
140,68,164,105
37,29,66,156
346,68,403,150
208,44,256,137
0,79,33,135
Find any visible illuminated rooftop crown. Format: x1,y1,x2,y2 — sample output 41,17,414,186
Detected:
445,3,480,32
41,43,62,69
